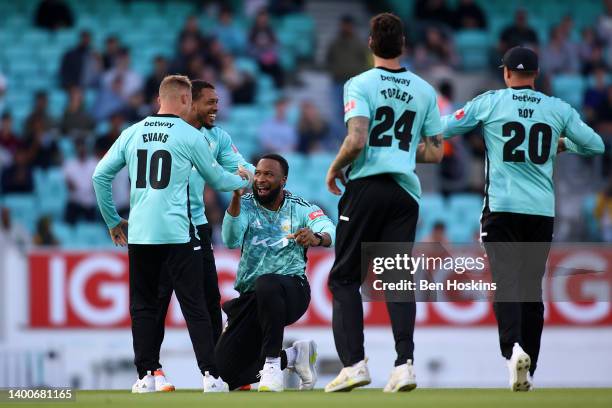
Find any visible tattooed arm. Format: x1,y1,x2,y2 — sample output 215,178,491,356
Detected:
326,116,369,195
416,134,444,163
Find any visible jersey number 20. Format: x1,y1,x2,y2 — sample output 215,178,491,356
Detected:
502,122,552,164
136,149,172,189
369,107,416,151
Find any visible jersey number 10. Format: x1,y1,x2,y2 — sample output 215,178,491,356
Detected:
502,122,553,165
136,149,172,189
369,107,416,152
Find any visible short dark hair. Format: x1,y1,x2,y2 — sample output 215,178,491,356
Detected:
369,13,404,59
259,153,289,176
191,79,215,100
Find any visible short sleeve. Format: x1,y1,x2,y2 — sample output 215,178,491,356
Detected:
422,89,443,137
343,78,370,124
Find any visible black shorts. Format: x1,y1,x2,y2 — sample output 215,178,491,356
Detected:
329,174,419,285
480,208,554,302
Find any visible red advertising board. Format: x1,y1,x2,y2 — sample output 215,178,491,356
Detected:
29,247,612,328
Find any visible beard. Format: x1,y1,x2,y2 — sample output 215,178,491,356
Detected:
253,184,283,205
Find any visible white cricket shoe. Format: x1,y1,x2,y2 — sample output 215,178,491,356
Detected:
258,363,284,392
507,343,532,392
131,373,155,393
324,359,371,392
293,340,318,390
383,359,417,392
154,369,175,392
203,371,229,393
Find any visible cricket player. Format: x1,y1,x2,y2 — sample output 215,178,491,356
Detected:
92,75,251,393
217,154,336,392
324,13,444,393
441,46,605,391
151,80,255,392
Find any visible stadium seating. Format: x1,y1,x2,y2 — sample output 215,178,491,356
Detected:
455,30,490,71
551,75,586,110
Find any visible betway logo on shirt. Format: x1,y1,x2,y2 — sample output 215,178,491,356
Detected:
251,235,290,248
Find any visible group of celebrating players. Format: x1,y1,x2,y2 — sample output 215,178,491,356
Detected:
92,12,605,394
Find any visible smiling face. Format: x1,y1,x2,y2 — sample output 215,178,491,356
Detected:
253,158,287,205
192,87,219,128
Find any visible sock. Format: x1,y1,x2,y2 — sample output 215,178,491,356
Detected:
138,370,152,380
265,357,281,368
284,346,297,368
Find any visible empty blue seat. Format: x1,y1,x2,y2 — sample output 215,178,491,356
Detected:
552,75,585,109
36,167,68,220
74,222,111,248
455,30,490,71
418,194,447,240
1,193,38,232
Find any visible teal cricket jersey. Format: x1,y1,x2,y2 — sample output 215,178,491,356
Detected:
189,126,255,226
343,66,443,201
441,86,605,217
92,114,250,244
222,191,336,293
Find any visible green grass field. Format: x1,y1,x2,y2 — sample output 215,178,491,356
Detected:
4,389,612,408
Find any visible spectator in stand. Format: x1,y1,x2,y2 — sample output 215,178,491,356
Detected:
258,97,297,152
22,116,60,169
60,86,95,137
62,138,98,224
596,0,612,47
101,48,143,100
325,15,369,129
297,100,330,153
498,9,538,55
102,35,122,71
93,75,128,121
0,207,31,253
213,6,246,55
414,26,459,71
203,38,226,73
34,0,74,30
269,0,303,16
594,180,612,242
453,0,487,30
144,56,169,103
414,0,453,28
59,30,98,89
94,111,124,154
0,72,6,115
178,15,204,46
33,216,59,247
248,8,284,88
1,147,33,193
24,91,55,137
594,85,612,135
581,42,609,76
540,25,579,75
220,54,256,104
584,67,609,124
0,113,20,155
577,27,598,66
171,34,201,75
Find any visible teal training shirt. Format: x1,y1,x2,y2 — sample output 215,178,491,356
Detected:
441,87,605,217
92,114,250,244
189,126,255,226
343,66,443,201
222,191,336,293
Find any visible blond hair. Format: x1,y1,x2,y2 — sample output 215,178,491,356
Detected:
158,75,192,99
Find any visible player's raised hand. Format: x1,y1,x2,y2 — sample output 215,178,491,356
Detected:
326,167,346,196
237,165,254,185
109,218,128,247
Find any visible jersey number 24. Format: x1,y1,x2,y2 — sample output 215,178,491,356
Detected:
369,107,416,152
